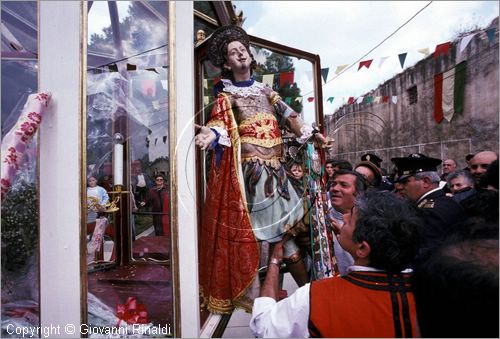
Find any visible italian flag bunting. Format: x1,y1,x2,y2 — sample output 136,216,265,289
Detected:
434,61,467,123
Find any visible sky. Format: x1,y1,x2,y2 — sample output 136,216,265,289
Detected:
234,1,499,114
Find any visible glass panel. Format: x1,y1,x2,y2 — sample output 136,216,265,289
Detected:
1,1,40,337
86,1,174,335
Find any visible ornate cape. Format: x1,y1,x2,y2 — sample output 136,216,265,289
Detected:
199,94,259,313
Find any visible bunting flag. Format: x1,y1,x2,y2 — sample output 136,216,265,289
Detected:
327,97,334,103
127,63,137,71
365,96,373,104
373,96,381,103
295,97,303,103
146,67,158,74
152,100,160,110
335,64,348,74
160,80,168,90
280,71,294,87
391,96,398,104
321,68,330,83
358,59,373,71
262,74,274,88
108,64,118,72
307,97,315,102
347,97,355,104
203,96,210,105
356,96,364,104
459,33,475,53
433,42,451,58
434,61,467,123
418,48,430,57
379,56,389,68
285,97,292,104
486,27,497,44
382,96,389,103
203,79,208,89
398,53,407,69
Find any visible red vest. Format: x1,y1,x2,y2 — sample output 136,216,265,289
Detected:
309,271,417,338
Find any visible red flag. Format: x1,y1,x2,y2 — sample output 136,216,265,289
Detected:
347,97,355,104
280,71,294,87
382,96,389,103
358,59,373,71
307,97,314,102
434,73,444,123
433,42,451,58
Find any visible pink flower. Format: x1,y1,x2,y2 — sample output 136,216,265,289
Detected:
36,93,50,106
15,121,39,143
27,112,42,123
3,147,19,168
1,178,11,195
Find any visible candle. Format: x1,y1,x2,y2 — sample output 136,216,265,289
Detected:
113,143,123,186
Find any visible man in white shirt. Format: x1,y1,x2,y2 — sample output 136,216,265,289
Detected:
250,191,421,338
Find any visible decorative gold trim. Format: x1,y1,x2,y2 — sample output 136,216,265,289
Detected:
240,136,283,148
80,0,89,325
241,156,284,170
168,2,181,337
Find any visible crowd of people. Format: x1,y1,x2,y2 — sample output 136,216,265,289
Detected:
193,24,498,337
250,150,499,338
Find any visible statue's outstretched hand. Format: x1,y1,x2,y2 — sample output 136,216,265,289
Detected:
194,124,217,150
315,133,335,149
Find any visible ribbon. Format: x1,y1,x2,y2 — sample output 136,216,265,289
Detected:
116,297,149,326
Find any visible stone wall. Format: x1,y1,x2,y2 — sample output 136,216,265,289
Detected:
324,18,499,172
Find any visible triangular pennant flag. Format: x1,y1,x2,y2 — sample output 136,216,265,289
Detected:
280,71,294,87
160,80,168,90
295,97,303,103
163,136,167,144
321,68,330,83
378,56,389,68
382,96,389,103
459,33,475,53
146,67,159,74
127,63,137,71
391,96,398,104
203,79,208,89
373,96,381,103
307,97,314,103
358,59,373,71
365,96,373,104
335,64,348,74
433,42,451,58
486,27,497,44
327,97,334,103
108,64,118,72
356,96,364,104
398,53,407,69
262,74,274,88
418,48,430,57
347,97,355,104
417,47,431,56
203,96,210,105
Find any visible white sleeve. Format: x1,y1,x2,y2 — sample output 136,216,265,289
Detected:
209,126,231,147
250,284,310,338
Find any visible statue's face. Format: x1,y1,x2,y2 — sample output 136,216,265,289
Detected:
224,41,251,75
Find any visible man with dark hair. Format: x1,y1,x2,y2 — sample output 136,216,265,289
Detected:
391,153,465,253
250,192,421,338
413,238,499,338
326,169,367,275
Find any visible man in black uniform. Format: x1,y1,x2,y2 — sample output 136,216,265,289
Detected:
391,153,465,255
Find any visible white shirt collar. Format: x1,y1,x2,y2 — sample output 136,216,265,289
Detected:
417,186,441,204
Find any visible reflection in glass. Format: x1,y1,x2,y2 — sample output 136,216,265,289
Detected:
1,1,40,336
86,1,173,335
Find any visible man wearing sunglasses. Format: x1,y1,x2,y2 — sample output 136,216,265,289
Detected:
391,153,464,254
